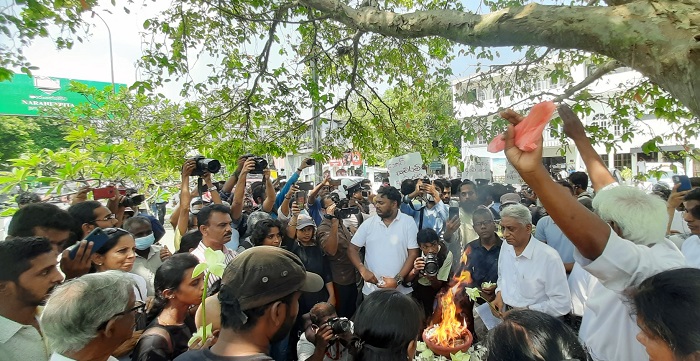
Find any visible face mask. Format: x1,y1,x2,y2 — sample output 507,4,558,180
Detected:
134,233,155,250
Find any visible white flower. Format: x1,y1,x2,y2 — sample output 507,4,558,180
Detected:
188,323,213,347
192,247,226,278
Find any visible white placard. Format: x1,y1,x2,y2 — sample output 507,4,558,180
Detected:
386,152,426,188
463,157,492,181
504,162,525,185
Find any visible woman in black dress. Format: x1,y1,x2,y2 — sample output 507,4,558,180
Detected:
132,254,205,361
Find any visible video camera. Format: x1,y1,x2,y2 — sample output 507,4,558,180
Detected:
190,155,221,177
327,192,360,219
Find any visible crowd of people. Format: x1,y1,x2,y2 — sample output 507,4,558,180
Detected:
0,104,699,361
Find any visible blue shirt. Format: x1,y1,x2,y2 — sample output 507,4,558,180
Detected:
535,216,575,263
399,200,448,234
459,236,502,288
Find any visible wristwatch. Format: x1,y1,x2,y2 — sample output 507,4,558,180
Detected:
395,273,404,286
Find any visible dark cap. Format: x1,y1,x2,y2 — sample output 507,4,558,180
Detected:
346,181,362,196
219,246,324,312
500,193,521,206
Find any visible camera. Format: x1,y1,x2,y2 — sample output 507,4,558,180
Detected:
191,156,221,177
335,206,360,219
249,157,268,174
118,188,145,208
326,317,353,334
423,253,439,277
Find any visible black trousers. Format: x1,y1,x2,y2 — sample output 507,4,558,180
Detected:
334,282,358,318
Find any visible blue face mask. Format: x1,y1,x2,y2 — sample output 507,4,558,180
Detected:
134,233,156,250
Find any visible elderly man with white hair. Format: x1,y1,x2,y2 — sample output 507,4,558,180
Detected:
492,203,571,318
41,271,140,361
502,104,686,361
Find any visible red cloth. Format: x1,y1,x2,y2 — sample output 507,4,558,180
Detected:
487,101,556,153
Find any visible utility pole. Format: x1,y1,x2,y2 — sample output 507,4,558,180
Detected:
92,11,115,93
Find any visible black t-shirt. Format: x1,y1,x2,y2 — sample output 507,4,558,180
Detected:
289,241,332,315
174,349,273,361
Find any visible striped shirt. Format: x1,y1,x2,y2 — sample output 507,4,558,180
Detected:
190,241,237,288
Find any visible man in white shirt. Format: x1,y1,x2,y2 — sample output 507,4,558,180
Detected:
493,204,571,317
41,271,135,361
349,186,419,296
502,104,686,361
191,204,237,288
0,237,64,361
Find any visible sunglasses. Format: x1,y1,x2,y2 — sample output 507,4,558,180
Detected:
97,300,145,330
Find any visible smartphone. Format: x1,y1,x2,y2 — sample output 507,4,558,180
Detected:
673,175,692,192
293,190,307,204
92,186,117,200
296,181,314,191
329,179,342,186
306,159,316,166
449,206,460,220
68,228,110,259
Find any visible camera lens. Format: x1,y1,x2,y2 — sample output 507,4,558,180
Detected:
424,254,439,277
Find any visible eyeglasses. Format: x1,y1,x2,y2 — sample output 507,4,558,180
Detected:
97,300,145,330
91,213,116,223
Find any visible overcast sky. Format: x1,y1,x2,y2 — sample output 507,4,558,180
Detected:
4,1,519,103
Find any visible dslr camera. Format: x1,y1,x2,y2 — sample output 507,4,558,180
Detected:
249,156,268,175
191,156,221,177
118,188,145,208
423,253,439,277
326,317,353,335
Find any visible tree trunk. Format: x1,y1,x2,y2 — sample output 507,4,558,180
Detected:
297,0,700,117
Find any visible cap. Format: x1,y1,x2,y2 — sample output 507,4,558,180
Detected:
500,193,521,206
219,247,324,313
296,215,316,230
124,207,135,215
190,196,210,208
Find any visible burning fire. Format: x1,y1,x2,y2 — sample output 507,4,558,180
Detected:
426,248,473,347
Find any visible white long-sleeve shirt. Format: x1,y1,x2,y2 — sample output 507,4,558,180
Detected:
577,230,685,361
496,236,571,317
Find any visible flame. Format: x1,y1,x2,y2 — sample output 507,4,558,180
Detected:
428,247,473,347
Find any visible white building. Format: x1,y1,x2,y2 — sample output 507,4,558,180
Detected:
452,62,699,183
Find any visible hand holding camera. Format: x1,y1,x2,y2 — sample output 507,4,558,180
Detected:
312,323,334,349
413,255,439,278
300,158,315,170
182,159,196,178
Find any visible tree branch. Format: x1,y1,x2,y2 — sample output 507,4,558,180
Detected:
553,60,622,102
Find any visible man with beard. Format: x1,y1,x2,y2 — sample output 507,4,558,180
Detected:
175,247,324,361
0,237,64,361
349,186,419,297
192,204,237,288
443,180,480,271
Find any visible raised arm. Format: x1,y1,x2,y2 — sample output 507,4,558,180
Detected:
231,159,255,221
559,104,616,192
501,107,611,260
262,169,276,213
177,160,196,237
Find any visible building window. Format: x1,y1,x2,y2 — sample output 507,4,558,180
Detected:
614,153,632,169
613,122,622,136
586,64,597,77
477,88,487,101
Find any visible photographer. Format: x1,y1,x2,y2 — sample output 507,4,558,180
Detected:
317,193,359,318
171,159,222,251
273,157,316,210
233,156,275,215
297,303,352,361
399,179,449,234
404,228,452,320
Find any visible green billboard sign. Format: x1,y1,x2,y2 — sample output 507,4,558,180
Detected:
0,74,126,116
